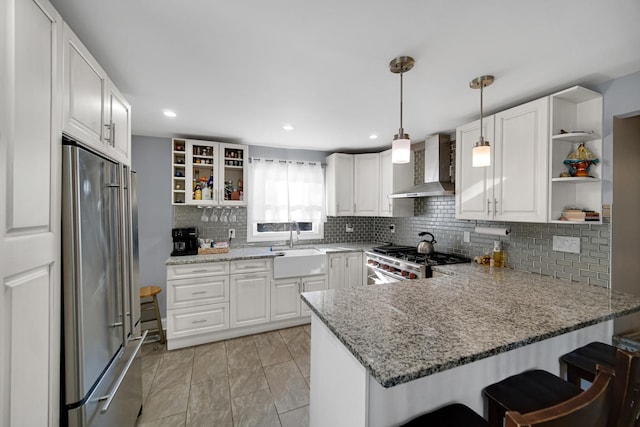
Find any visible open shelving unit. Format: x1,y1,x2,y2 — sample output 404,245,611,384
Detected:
172,139,186,204
548,86,603,224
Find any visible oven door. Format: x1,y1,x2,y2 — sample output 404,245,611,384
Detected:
367,266,405,285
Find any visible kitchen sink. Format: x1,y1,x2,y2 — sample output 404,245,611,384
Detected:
273,248,327,278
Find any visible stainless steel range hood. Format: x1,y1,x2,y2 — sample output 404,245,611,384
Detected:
388,134,454,198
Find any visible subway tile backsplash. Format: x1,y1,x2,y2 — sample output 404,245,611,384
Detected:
174,146,611,287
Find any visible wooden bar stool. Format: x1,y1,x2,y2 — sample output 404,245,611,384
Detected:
140,285,165,344
483,369,583,426
504,367,615,427
484,349,640,427
562,331,640,387
401,367,614,427
561,341,617,386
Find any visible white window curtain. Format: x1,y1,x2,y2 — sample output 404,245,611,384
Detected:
248,158,325,223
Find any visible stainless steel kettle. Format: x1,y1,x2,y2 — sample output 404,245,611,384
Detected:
417,232,436,255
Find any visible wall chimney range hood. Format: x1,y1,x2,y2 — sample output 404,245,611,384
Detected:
387,134,454,199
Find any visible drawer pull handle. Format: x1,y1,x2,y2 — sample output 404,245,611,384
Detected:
191,291,207,295
192,269,209,273
191,319,207,324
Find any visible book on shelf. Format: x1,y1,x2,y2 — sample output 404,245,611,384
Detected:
559,209,600,222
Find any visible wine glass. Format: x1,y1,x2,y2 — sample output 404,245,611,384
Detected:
230,207,238,223
200,207,210,222
220,208,230,223
210,207,219,222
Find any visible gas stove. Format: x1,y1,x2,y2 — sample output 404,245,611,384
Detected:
365,244,471,284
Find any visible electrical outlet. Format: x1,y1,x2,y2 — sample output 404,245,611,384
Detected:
390,224,395,233
463,231,470,243
228,229,235,239
552,236,580,254
345,224,354,233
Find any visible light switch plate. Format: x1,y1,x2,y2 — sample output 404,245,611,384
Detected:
463,231,470,243
552,236,580,254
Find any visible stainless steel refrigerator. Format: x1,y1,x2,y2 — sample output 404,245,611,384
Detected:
61,136,145,427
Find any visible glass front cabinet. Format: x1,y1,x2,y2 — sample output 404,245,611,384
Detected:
172,138,248,206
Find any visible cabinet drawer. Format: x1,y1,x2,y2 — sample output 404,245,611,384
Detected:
167,261,230,279
167,303,229,339
167,276,229,309
230,258,271,274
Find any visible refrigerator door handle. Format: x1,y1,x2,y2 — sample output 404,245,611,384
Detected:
98,330,148,414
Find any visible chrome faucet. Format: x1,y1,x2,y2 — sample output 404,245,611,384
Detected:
289,221,299,248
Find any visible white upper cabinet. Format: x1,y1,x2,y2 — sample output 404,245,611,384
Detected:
353,153,380,216
62,22,107,149
62,23,131,164
456,118,495,220
326,153,354,216
494,97,549,222
456,97,549,222
172,138,248,206
379,149,414,217
105,82,131,165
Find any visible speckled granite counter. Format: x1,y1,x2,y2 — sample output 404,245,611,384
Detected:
165,242,377,265
301,264,640,388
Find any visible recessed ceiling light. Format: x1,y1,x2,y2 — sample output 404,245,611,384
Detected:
369,134,378,140
163,110,177,118
283,124,294,131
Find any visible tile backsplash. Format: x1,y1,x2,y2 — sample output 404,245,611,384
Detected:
174,145,610,287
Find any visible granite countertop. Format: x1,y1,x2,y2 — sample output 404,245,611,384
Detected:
165,242,378,265
301,264,640,388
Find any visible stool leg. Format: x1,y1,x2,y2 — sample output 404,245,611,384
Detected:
152,294,165,344
487,400,505,427
566,366,580,386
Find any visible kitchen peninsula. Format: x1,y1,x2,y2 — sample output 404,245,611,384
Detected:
301,264,640,427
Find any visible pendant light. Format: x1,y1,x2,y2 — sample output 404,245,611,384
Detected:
470,75,494,167
390,56,414,164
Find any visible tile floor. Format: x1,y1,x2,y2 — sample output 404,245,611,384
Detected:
136,325,311,427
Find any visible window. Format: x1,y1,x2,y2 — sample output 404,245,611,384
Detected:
247,159,325,242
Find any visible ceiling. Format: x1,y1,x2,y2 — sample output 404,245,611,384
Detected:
51,0,640,153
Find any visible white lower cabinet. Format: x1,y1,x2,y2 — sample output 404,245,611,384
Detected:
166,256,334,349
167,276,229,309
328,252,363,290
230,271,270,328
271,277,302,321
300,276,327,316
271,275,328,320
168,303,229,338
167,262,231,347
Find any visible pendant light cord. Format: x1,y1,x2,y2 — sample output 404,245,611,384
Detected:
399,72,404,135
479,80,484,141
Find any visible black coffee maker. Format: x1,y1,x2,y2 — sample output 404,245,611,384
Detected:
171,227,198,256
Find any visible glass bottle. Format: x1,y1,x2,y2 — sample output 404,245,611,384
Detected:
493,241,504,267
